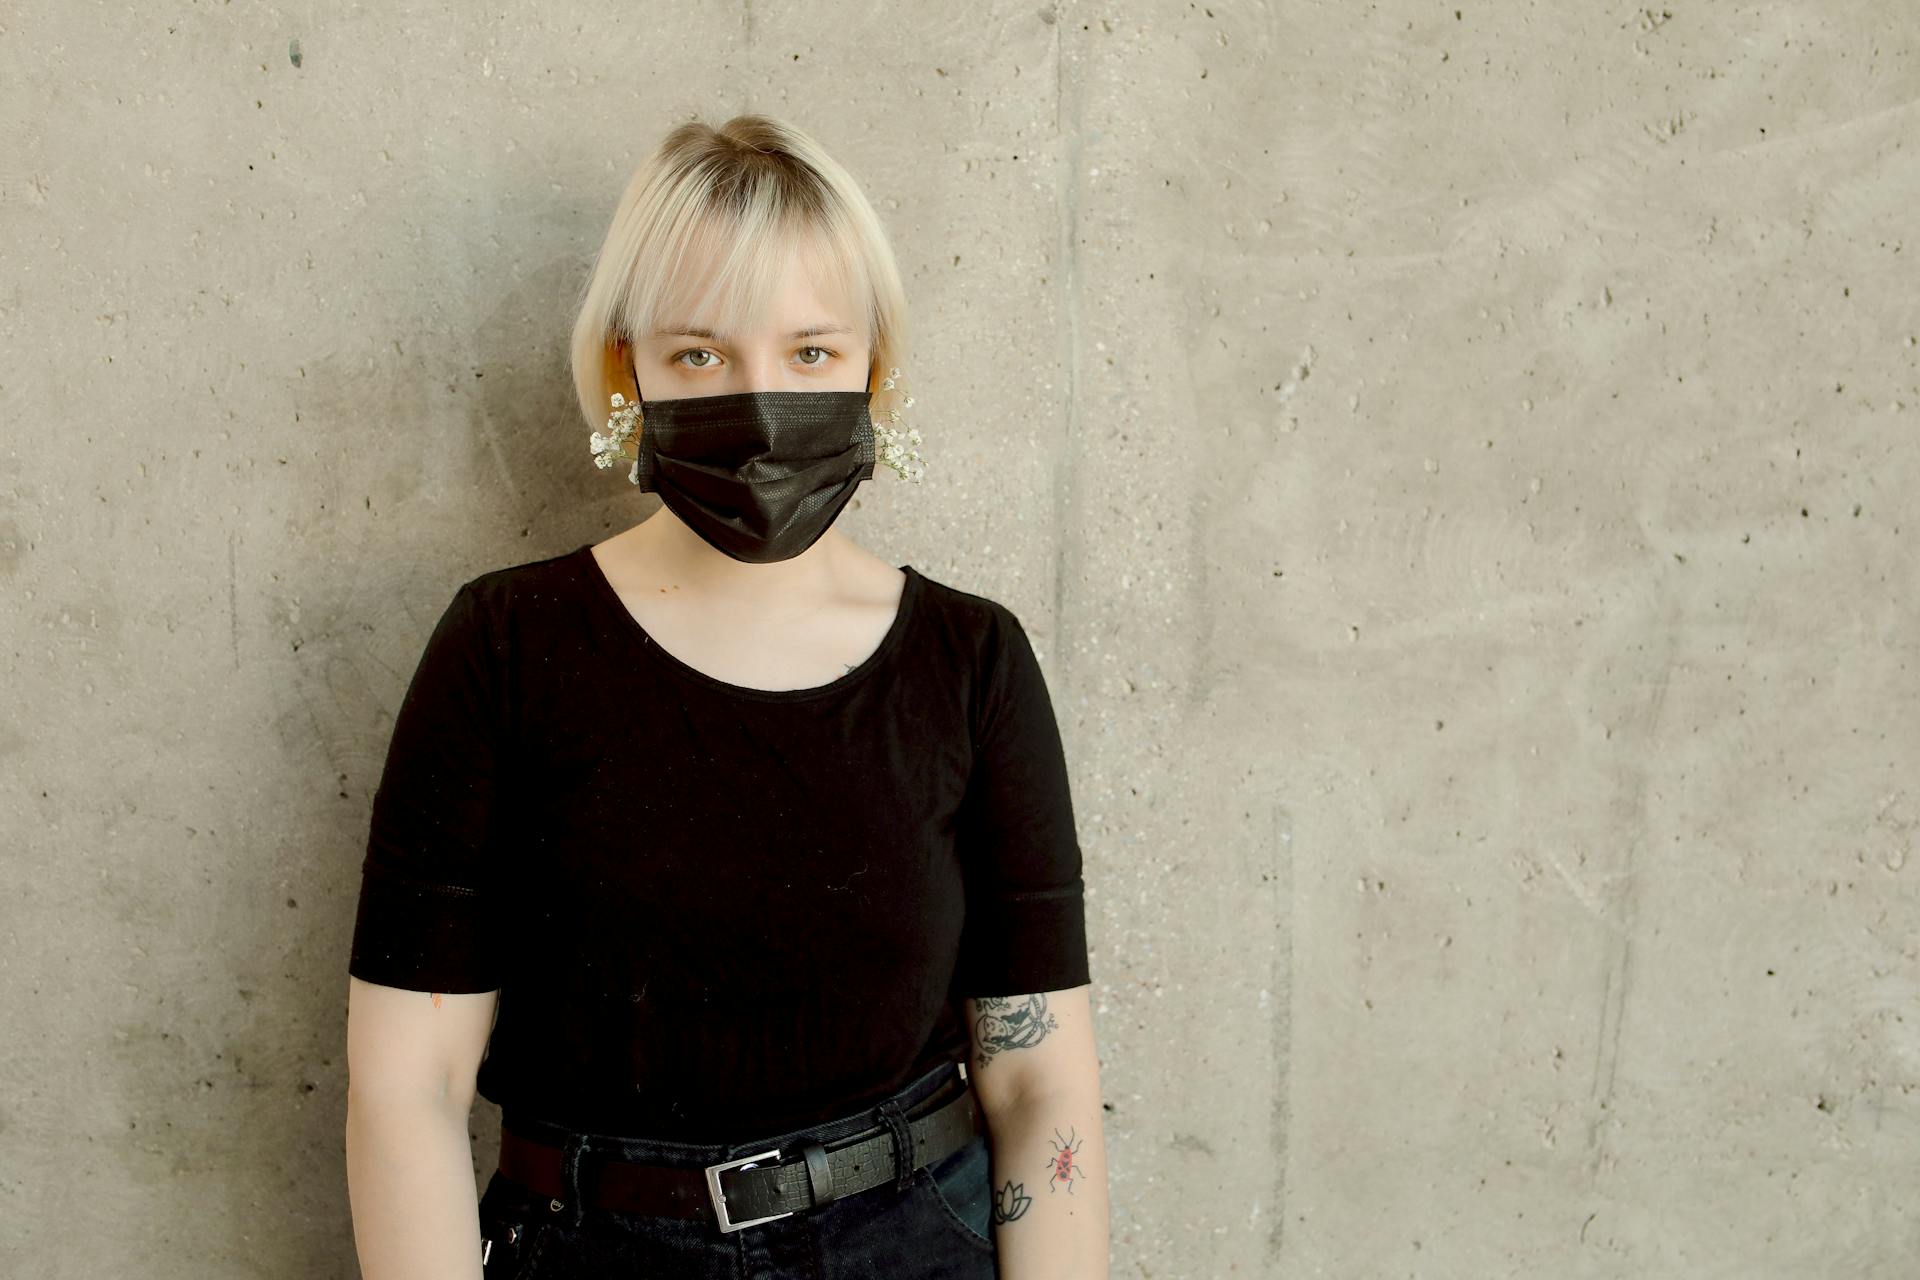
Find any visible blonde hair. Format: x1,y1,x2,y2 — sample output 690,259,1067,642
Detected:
568,115,911,439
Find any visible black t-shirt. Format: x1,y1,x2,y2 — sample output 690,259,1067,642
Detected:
347,542,1090,1141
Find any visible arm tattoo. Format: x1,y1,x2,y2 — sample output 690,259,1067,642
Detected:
969,994,1057,1074
1045,1126,1084,1194
988,1124,1088,1226
991,1179,1033,1225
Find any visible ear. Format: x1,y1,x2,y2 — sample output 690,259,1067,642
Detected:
609,334,641,401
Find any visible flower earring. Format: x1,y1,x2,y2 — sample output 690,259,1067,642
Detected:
590,392,645,485
874,366,926,483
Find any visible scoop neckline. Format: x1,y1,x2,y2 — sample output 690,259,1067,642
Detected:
571,542,921,703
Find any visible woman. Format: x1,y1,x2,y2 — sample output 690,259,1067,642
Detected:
344,115,1109,1280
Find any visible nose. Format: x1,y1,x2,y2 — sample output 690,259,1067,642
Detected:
731,352,790,394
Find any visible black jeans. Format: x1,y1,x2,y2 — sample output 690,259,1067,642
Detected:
478,1060,999,1279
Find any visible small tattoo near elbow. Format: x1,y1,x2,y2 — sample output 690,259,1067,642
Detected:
970,994,1057,1072
991,1179,1033,1225
430,992,443,1009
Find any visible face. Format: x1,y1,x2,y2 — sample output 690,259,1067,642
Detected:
633,253,873,402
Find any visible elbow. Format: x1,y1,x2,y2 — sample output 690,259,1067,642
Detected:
963,984,1102,1117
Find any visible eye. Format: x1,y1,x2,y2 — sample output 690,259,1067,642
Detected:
672,348,718,369
796,346,837,367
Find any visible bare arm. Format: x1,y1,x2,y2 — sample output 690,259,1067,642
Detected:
345,977,498,1280
965,985,1111,1280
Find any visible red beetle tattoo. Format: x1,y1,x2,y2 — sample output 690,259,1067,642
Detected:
1045,1126,1083,1194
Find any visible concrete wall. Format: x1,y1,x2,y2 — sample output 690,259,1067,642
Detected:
5,2,1917,1276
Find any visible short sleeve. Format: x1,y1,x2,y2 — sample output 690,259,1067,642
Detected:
347,582,506,994
952,607,1092,998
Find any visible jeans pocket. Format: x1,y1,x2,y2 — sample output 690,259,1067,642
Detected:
479,1172,552,1279
914,1132,996,1252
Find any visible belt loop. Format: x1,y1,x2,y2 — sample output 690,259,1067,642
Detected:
801,1139,836,1208
875,1098,916,1193
558,1133,592,1228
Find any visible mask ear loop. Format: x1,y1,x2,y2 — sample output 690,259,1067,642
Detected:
557,1133,593,1229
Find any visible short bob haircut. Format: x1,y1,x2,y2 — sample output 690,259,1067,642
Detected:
568,114,911,442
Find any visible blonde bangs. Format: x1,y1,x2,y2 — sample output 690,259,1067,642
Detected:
621,207,873,359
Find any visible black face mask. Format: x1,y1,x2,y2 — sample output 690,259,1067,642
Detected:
629,389,877,564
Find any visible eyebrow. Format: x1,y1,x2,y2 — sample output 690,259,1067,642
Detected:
652,324,854,341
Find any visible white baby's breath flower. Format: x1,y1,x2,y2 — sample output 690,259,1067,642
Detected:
873,417,926,484
868,367,926,483
591,393,645,479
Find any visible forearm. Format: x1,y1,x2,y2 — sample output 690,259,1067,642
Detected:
982,1088,1111,1280
346,1087,484,1280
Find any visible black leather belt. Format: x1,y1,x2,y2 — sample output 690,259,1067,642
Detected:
496,1068,984,1234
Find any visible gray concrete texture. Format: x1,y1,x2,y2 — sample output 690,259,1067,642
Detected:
3,1,1918,1276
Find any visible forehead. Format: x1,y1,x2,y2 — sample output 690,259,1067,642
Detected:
650,223,864,343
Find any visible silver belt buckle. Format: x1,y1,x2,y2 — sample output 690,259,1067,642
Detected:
703,1148,793,1234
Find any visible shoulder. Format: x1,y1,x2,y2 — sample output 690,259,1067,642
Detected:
411,546,593,675
452,544,590,622
461,543,583,599
904,567,1052,704
905,566,1028,650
